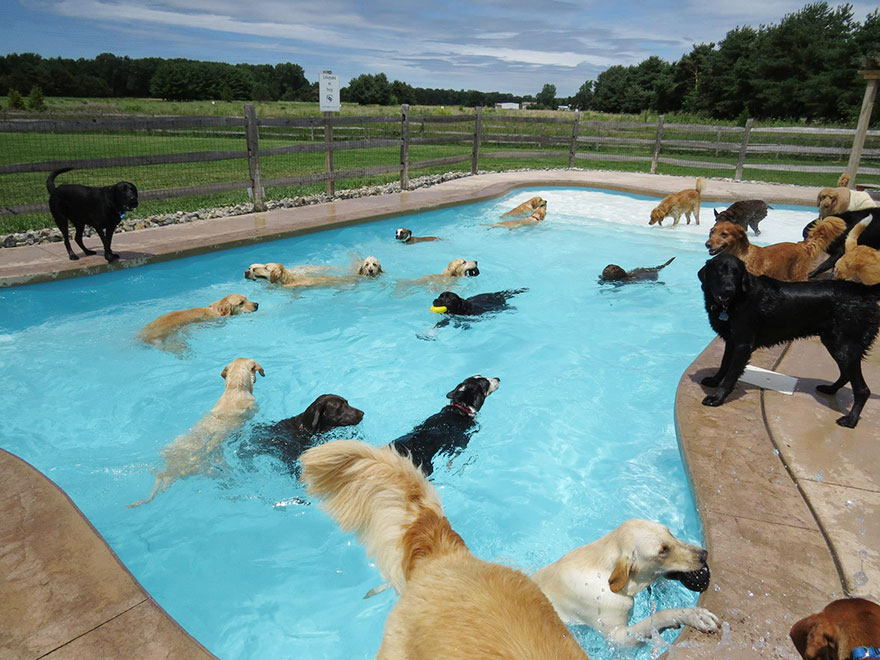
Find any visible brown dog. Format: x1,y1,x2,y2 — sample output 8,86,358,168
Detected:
130,358,265,507
834,217,880,285
491,201,547,229
705,217,845,281
300,440,589,660
649,178,704,226
501,195,546,217
244,257,383,288
139,293,259,351
790,597,880,659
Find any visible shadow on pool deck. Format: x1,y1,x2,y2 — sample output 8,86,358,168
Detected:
1,170,877,659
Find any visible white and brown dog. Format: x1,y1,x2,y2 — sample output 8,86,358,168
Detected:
395,228,440,243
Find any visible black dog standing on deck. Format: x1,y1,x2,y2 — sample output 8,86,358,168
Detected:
242,394,364,471
390,375,500,475
699,253,880,428
47,167,139,261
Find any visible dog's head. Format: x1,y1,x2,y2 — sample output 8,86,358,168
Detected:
648,206,666,225
395,228,413,241
530,204,547,222
444,258,480,277
432,291,467,314
789,611,838,660
817,187,849,218
790,598,880,660
357,256,384,277
608,519,710,595
698,253,752,308
705,221,748,256
244,263,287,283
210,294,259,317
220,358,265,391
601,264,628,281
446,375,500,414
300,394,364,432
112,181,139,213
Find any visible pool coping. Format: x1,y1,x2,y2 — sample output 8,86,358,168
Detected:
1,169,877,659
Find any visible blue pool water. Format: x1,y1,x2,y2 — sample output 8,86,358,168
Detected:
0,188,816,659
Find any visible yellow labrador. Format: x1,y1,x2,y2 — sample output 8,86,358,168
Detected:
491,201,547,229
501,195,546,217
532,519,721,646
139,293,259,352
395,257,480,294
130,358,265,507
244,256,383,288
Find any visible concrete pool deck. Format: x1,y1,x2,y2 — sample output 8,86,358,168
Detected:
1,170,877,659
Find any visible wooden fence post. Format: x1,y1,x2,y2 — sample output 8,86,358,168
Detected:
324,111,335,196
568,110,580,168
400,104,410,191
243,104,265,211
735,118,754,181
650,114,665,174
471,106,483,175
846,70,880,186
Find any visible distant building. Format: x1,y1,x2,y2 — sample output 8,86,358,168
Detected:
557,104,570,111
520,101,536,109
495,102,519,110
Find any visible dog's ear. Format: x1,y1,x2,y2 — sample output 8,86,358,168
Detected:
740,264,752,294
714,208,719,218
697,264,706,283
608,556,635,593
789,614,836,660
214,300,233,316
268,266,282,283
221,365,229,379
308,403,324,430
251,361,265,377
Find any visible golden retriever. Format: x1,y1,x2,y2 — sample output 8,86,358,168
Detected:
532,519,720,646
833,217,880,285
130,358,265,507
299,440,589,660
139,293,259,352
244,256,383,288
649,177,705,226
394,257,480,294
790,597,880,660
817,173,878,218
491,201,547,229
501,195,546,218
705,216,845,281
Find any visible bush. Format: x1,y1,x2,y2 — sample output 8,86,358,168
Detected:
27,85,46,111
7,88,24,110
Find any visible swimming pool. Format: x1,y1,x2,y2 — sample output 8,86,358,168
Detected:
0,188,817,659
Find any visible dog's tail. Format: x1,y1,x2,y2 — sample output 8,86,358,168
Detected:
845,216,873,253
804,215,847,258
695,177,706,193
46,167,74,194
300,439,468,593
128,475,165,508
657,256,676,269
837,172,851,188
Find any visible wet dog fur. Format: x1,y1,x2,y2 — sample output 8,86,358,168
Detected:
649,178,704,226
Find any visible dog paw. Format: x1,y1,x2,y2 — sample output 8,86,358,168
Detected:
835,415,858,428
682,608,721,634
816,384,838,395
68,254,79,261
701,393,725,407
700,375,721,387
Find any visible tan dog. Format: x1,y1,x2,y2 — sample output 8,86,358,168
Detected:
532,519,720,647
244,256,383,288
139,293,259,352
790,597,880,660
130,358,265,507
705,217,845,281
649,177,705,226
833,217,880,285
501,195,546,217
492,201,547,229
818,173,878,218
395,257,480,294
300,440,589,660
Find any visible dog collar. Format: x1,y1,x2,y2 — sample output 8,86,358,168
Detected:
709,303,730,321
853,648,880,660
449,402,476,417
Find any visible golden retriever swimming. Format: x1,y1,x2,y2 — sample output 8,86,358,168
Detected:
299,440,589,660
139,293,258,352
395,257,480,294
130,358,265,507
705,216,845,281
244,256,383,288
491,201,547,229
501,195,546,218
817,173,878,218
649,177,705,226
532,519,720,646
834,216,880,285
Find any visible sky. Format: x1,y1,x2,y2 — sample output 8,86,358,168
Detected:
2,0,877,97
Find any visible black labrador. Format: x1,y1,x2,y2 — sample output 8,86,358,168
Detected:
430,288,526,317
699,253,880,428
390,375,500,475
47,167,139,261
242,394,364,471
802,208,880,278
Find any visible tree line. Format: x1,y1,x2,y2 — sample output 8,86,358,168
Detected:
1,2,878,122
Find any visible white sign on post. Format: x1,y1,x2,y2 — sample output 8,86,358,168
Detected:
319,70,340,112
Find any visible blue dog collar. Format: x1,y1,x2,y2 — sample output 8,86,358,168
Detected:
853,647,880,660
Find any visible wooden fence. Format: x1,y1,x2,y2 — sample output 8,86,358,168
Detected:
2,105,879,217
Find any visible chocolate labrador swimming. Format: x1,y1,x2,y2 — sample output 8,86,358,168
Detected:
47,167,138,261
